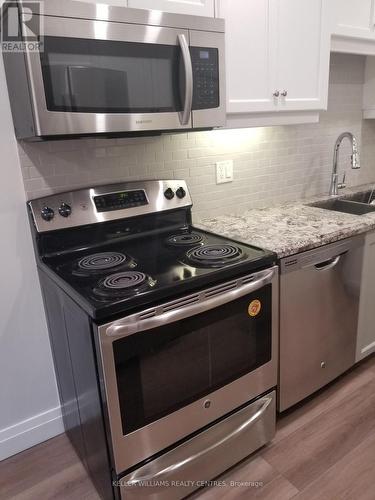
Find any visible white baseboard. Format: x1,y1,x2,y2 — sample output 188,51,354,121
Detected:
0,406,64,461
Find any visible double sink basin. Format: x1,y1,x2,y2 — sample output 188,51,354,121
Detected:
309,189,375,216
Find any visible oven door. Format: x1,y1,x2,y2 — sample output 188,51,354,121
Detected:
97,266,278,474
22,15,224,136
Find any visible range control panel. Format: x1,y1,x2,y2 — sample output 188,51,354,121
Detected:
28,180,192,233
191,46,219,110
94,190,148,212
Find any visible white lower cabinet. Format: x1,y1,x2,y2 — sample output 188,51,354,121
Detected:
356,231,375,361
128,0,215,17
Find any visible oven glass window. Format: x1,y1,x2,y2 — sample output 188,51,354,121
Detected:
113,285,272,435
40,36,183,113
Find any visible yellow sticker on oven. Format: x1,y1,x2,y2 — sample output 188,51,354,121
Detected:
248,300,261,317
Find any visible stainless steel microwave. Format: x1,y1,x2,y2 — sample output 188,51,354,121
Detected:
2,0,225,140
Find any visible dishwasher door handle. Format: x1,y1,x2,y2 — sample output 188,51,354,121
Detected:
314,254,341,271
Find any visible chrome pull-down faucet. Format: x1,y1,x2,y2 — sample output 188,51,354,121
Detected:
329,132,360,196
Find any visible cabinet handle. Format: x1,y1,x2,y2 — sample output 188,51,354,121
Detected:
273,90,280,97
281,90,288,97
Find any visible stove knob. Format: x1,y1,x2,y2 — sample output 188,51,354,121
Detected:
58,203,72,218
41,206,54,222
164,188,175,200
176,187,186,199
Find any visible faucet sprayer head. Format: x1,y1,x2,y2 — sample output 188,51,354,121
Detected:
351,136,360,169
351,152,360,169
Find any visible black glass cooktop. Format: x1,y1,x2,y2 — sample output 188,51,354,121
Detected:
41,227,276,319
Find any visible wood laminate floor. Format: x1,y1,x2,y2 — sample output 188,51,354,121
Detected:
2,355,375,500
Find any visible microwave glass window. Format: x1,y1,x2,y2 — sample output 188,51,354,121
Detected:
113,285,272,435
40,36,183,113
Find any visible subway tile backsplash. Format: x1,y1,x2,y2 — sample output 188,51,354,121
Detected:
18,54,375,221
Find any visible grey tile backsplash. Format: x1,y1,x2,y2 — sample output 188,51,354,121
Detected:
17,53,375,221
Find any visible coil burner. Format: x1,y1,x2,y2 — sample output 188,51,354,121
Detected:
73,252,135,277
185,244,244,268
166,233,204,247
94,271,156,299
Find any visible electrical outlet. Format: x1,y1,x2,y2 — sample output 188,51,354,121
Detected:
216,160,233,184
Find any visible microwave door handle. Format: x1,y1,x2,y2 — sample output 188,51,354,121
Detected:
178,34,193,126
105,267,276,338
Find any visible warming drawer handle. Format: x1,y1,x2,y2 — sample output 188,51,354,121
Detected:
124,396,273,488
178,33,193,126
314,254,341,271
105,267,276,338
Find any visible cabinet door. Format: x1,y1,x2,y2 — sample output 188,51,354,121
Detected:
356,231,375,362
276,0,328,111
128,0,214,17
217,0,278,113
332,0,375,39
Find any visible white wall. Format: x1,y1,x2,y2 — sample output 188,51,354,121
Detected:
18,54,375,221
0,55,63,461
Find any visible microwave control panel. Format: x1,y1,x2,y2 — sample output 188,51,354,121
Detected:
191,47,219,110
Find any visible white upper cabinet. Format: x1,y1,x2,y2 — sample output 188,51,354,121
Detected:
217,0,277,113
128,0,215,17
332,0,375,40
217,0,329,116
276,0,327,111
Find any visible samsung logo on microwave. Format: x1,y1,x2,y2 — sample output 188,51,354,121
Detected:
136,119,153,124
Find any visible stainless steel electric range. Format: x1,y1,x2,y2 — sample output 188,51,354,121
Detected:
28,180,278,500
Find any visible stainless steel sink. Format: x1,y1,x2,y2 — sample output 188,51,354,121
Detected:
343,190,375,204
309,198,375,215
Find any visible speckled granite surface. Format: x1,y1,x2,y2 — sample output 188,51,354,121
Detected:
195,185,375,258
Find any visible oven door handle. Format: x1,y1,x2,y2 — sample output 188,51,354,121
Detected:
105,267,276,338
124,395,273,488
178,33,193,126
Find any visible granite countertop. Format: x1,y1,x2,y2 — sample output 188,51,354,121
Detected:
195,184,375,258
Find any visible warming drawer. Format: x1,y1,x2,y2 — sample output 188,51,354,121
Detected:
118,390,276,499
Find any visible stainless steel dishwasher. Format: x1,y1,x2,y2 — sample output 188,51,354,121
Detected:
279,235,365,411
